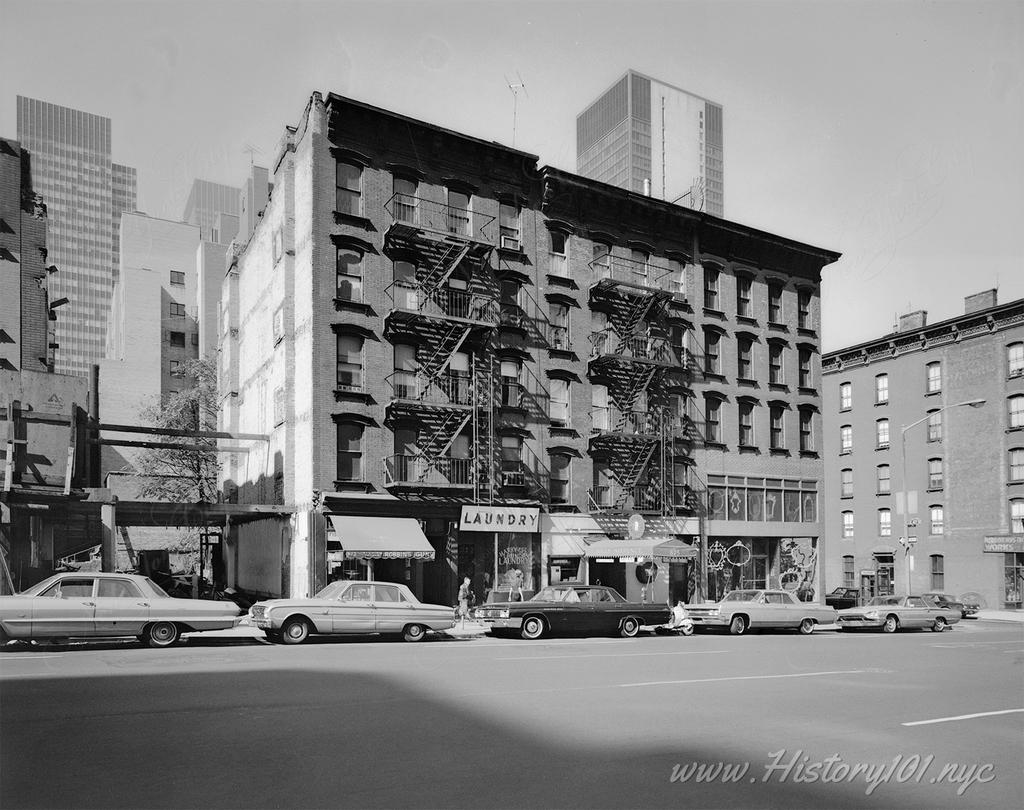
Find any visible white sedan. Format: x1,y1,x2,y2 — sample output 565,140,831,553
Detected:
250,580,456,644
0,572,241,648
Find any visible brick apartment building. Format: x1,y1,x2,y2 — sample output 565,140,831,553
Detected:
822,291,1024,610
219,91,839,604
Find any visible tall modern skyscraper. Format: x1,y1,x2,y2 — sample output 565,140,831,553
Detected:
15,97,137,376
576,70,724,217
182,179,240,242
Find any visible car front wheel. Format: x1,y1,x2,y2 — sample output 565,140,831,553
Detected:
620,617,640,638
799,618,815,635
932,616,947,632
520,615,545,640
403,624,426,642
145,621,180,648
282,617,310,645
882,615,899,633
729,615,747,636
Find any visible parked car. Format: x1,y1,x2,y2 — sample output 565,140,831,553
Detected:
836,595,961,633
824,587,860,610
685,589,837,635
249,580,455,644
473,585,669,640
921,592,976,619
0,572,241,648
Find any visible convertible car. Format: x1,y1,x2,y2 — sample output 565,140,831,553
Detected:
836,595,962,632
0,572,241,648
685,589,837,635
473,585,670,639
249,580,455,643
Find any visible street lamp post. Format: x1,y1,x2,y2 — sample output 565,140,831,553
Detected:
898,398,986,596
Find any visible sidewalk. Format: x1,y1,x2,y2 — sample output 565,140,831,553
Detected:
973,609,1024,623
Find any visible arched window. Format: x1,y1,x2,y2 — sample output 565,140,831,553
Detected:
877,464,891,494
875,374,889,405
336,246,363,302
1012,499,1024,533
842,511,854,538
843,555,855,588
1010,448,1024,482
839,381,852,410
703,326,723,375
927,409,942,442
768,341,786,386
930,505,944,536
840,424,852,454
876,418,890,449
930,554,944,590
703,264,720,310
738,399,757,447
335,159,362,216
840,468,853,498
928,458,943,489
1010,395,1024,430
736,273,753,318
704,395,724,444
878,508,892,537
926,361,942,394
799,407,815,453
1008,342,1024,378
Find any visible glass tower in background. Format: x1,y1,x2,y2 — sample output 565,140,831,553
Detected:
576,70,724,217
182,179,241,242
16,96,137,376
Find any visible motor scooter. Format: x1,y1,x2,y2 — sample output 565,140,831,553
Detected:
656,601,695,636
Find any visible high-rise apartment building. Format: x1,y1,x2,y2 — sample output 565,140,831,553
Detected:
823,291,1024,611
217,92,836,603
576,70,723,217
16,97,137,376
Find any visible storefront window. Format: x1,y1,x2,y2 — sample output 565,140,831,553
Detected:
496,533,541,600
1005,553,1023,606
706,538,771,601
548,557,582,584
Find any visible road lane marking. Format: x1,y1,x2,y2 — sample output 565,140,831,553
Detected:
930,640,1024,647
902,708,1024,727
495,650,730,661
620,669,871,687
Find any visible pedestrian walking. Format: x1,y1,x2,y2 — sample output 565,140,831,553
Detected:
457,576,473,626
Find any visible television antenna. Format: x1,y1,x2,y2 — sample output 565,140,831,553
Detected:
242,143,262,166
505,72,528,147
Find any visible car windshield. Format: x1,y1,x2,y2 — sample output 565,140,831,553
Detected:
314,581,349,600
722,591,762,602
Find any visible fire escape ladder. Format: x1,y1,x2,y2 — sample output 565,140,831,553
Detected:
615,364,659,421
420,240,472,306
420,324,472,392
620,293,659,338
417,410,473,481
614,439,659,510
519,443,551,502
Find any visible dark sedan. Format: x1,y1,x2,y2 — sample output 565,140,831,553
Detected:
825,587,860,610
473,585,670,640
922,592,975,619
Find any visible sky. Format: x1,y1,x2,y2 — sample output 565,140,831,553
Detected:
2,0,1022,352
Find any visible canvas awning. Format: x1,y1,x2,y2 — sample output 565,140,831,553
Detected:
326,515,436,560
583,537,698,561
541,513,609,557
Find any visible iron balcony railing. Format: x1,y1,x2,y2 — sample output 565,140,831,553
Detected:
385,370,476,406
384,193,495,243
589,331,681,364
387,280,499,325
383,454,474,487
588,485,665,513
590,252,680,295
590,407,676,437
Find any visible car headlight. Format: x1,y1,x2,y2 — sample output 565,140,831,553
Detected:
864,610,879,619
499,609,510,619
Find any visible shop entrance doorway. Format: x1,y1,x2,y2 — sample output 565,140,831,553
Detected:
589,560,627,598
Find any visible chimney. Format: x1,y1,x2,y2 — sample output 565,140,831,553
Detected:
964,289,997,315
898,310,928,332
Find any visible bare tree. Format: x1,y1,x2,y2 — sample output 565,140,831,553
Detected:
134,358,221,503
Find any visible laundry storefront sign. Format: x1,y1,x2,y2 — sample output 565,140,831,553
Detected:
459,505,540,532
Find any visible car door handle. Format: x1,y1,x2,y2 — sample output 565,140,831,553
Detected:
83,602,95,607
137,602,150,607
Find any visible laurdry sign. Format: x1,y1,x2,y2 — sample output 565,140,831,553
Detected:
459,505,540,532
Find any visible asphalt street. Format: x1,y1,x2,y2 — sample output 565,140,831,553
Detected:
1,621,1022,810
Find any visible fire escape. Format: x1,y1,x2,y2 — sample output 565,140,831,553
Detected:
587,251,694,514
381,193,498,500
